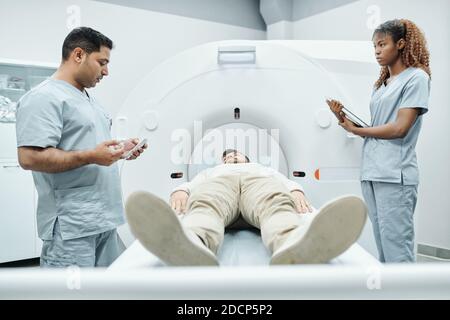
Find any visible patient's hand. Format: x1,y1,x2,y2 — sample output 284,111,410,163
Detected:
170,190,189,214
291,190,313,214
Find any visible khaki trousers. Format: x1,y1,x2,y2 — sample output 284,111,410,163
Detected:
182,173,306,254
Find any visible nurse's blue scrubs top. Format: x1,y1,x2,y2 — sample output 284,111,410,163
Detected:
361,67,430,185
16,79,125,240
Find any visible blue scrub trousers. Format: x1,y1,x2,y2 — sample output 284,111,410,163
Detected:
40,219,124,267
361,180,417,262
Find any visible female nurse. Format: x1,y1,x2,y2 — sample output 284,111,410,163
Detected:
327,19,431,262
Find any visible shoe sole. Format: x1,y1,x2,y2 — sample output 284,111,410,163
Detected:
270,195,367,265
125,191,219,266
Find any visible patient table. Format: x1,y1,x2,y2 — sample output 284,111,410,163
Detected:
109,229,380,269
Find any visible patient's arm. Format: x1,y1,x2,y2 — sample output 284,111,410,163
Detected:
171,169,210,195
270,169,312,213
169,169,210,214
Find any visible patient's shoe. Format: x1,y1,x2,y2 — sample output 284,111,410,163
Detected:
125,191,219,266
270,195,367,265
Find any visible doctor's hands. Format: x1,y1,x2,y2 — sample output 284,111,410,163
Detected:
291,190,313,214
170,190,189,214
89,140,125,166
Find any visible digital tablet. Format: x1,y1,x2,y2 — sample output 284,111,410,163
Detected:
342,107,370,128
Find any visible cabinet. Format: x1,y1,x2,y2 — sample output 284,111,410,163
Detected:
0,59,56,263
0,58,56,123
0,160,39,262
0,123,41,263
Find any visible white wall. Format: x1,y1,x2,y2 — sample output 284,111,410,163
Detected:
0,0,265,117
95,0,266,30
269,0,450,250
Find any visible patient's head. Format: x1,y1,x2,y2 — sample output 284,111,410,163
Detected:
222,149,250,164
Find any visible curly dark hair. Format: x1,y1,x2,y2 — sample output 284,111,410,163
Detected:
373,19,431,89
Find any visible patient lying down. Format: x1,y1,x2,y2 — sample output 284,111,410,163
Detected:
125,149,367,266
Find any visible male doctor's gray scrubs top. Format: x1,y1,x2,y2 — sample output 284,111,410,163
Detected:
16,79,125,267
360,67,430,263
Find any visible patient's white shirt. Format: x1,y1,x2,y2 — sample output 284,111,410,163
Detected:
172,162,304,195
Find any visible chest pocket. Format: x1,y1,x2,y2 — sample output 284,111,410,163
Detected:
60,99,97,150
99,109,112,131
90,101,113,136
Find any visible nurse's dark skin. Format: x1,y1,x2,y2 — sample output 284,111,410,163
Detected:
326,32,419,139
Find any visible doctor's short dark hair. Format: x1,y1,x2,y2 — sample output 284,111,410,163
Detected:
222,149,250,162
62,27,113,61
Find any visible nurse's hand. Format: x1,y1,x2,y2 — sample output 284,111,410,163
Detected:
90,140,125,166
291,190,313,214
338,116,358,133
123,138,148,160
170,190,189,214
326,99,345,123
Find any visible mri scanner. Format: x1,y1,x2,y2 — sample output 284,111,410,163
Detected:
2,40,450,299
111,39,381,270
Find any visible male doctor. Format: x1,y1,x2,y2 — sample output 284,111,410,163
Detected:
16,27,146,267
